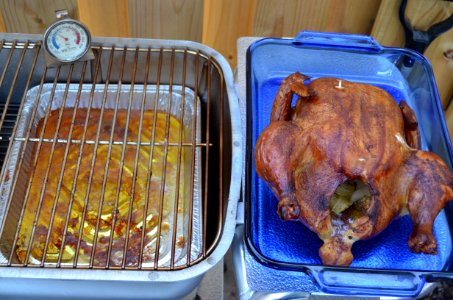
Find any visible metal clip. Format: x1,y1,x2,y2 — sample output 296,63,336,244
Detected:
55,9,69,20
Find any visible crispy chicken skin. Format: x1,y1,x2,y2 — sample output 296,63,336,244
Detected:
254,72,453,266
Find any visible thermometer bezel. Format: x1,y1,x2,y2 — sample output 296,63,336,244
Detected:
43,18,92,63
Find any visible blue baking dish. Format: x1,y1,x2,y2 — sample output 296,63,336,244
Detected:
245,31,453,297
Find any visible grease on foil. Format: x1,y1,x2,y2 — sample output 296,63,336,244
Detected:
2,84,202,268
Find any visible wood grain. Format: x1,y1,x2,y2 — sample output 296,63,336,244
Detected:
202,0,257,67
405,0,453,30
0,0,78,33
409,1,453,109
128,0,203,41
425,29,453,110
0,8,5,32
77,0,129,37
372,0,453,110
370,0,404,46
253,0,381,37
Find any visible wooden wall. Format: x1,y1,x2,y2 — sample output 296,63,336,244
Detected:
0,0,452,135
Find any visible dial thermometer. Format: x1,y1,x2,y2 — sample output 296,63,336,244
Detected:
43,12,93,65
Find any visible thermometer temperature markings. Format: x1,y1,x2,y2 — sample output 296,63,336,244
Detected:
51,35,60,49
75,31,80,45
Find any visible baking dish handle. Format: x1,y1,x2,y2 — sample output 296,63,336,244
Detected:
310,268,425,297
293,31,383,52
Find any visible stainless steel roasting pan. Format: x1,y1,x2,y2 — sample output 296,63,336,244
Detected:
0,33,242,299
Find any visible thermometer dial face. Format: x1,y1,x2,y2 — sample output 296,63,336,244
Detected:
44,20,91,62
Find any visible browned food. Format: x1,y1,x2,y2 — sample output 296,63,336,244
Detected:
254,72,453,266
16,108,186,267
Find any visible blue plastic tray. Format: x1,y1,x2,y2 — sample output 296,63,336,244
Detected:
245,31,453,297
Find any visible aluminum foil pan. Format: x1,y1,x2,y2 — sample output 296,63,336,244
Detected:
0,83,202,268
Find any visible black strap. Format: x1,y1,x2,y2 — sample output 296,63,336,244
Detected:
399,0,453,54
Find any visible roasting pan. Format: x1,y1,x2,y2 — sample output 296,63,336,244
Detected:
0,33,242,299
241,31,453,298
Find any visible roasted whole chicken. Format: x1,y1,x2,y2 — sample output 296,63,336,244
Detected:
254,72,453,266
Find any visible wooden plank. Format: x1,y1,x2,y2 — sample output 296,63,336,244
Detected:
370,0,404,46
253,0,381,37
410,1,453,109
0,0,78,33
404,0,453,30
0,8,5,32
77,0,129,37
129,0,203,41
202,0,257,67
371,0,453,109
426,28,453,110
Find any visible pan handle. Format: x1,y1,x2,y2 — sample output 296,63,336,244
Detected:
309,267,425,297
293,31,383,52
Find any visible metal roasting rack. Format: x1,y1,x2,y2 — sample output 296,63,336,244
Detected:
0,39,229,272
